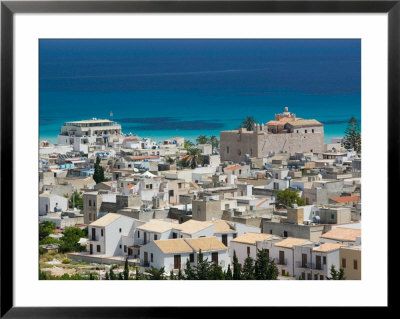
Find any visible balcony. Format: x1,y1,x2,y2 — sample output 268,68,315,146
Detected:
296,261,310,269
275,258,288,266
311,263,326,271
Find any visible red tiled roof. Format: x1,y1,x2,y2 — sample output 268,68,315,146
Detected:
130,155,159,160
330,196,360,203
266,117,294,126
125,184,135,189
224,165,242,171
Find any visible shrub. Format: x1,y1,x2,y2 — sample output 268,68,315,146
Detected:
62,258,71,264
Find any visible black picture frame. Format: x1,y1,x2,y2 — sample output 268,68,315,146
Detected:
1,0,395,317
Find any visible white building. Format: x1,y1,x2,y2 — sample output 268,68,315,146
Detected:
140,236,230,273
39,193,68,215
230,232,274,265
57,118,122,152
271,237,311,277
309,242,343,280
87,213,144,256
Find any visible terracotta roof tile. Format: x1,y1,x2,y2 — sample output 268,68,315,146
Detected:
321,227,361,242
185,236,227,252
330,196,360,203
231,232,273,245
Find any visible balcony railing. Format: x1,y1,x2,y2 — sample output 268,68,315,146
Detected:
311,263,326,271
296,261,310,269
275,258,288,265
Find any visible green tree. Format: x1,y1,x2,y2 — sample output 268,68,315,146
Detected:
209,263,225,280
135,268,142,280
177,268,184,280
196,135,210,145
342,116,361,153
118,272,123,280
275,188,306,209
69,191,83,210
224,265,233,280
232,251,242,280
109,268,117,280
194,249,212,280
169,270,176,280
241,255,256,280
39,237,60,245
184,140,195,150
184,259,196,280
180,148,203,169
209,135,219,152
123,258,129,280
146,266,166,280
58,227,86,253
254,249,279,280
242,116,256,131
105,271,110,280
326,265,346,280
39,221,56,241
165,156,175,165
93,156,106,184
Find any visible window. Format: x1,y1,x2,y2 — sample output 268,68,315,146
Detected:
119,228,122,233
239,170,242,174
172,232,177,239
227,146,229,154
212,252,218,264
154,234,158,240
307,273,311,280
151,253,153,263
331,214,335,219
119,245,122,249
323,256,326,265
301,272,305,280
320,275,324,280
150,184,153,189
91,228,96,241
101,229,104,237
138,231,140,238
189,253,195,263
354,259,358,270
263,249,269,259
296,130,299,133
247,247,250,256
124,245,127,253
283,231,288,237
88,199,91,206
305,130,307,133
270,230,272,234
178,183,182,189
314,274,318,280
312,129,314,133
222,234,228,246
97,245,100,252
233,234,237,239
342,258,347,268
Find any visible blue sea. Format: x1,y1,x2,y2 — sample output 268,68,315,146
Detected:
39,39,361,144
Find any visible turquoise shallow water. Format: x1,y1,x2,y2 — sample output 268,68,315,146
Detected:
39,39,361,144
39,89,360,144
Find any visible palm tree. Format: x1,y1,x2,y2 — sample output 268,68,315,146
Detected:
181,148,203,169
165,156,175,165
184,140,195,150
209,135,219,152
146,266,166,280
196,135,209,145
242,116,256,131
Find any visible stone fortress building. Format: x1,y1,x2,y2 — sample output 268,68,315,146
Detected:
220,107,324,162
